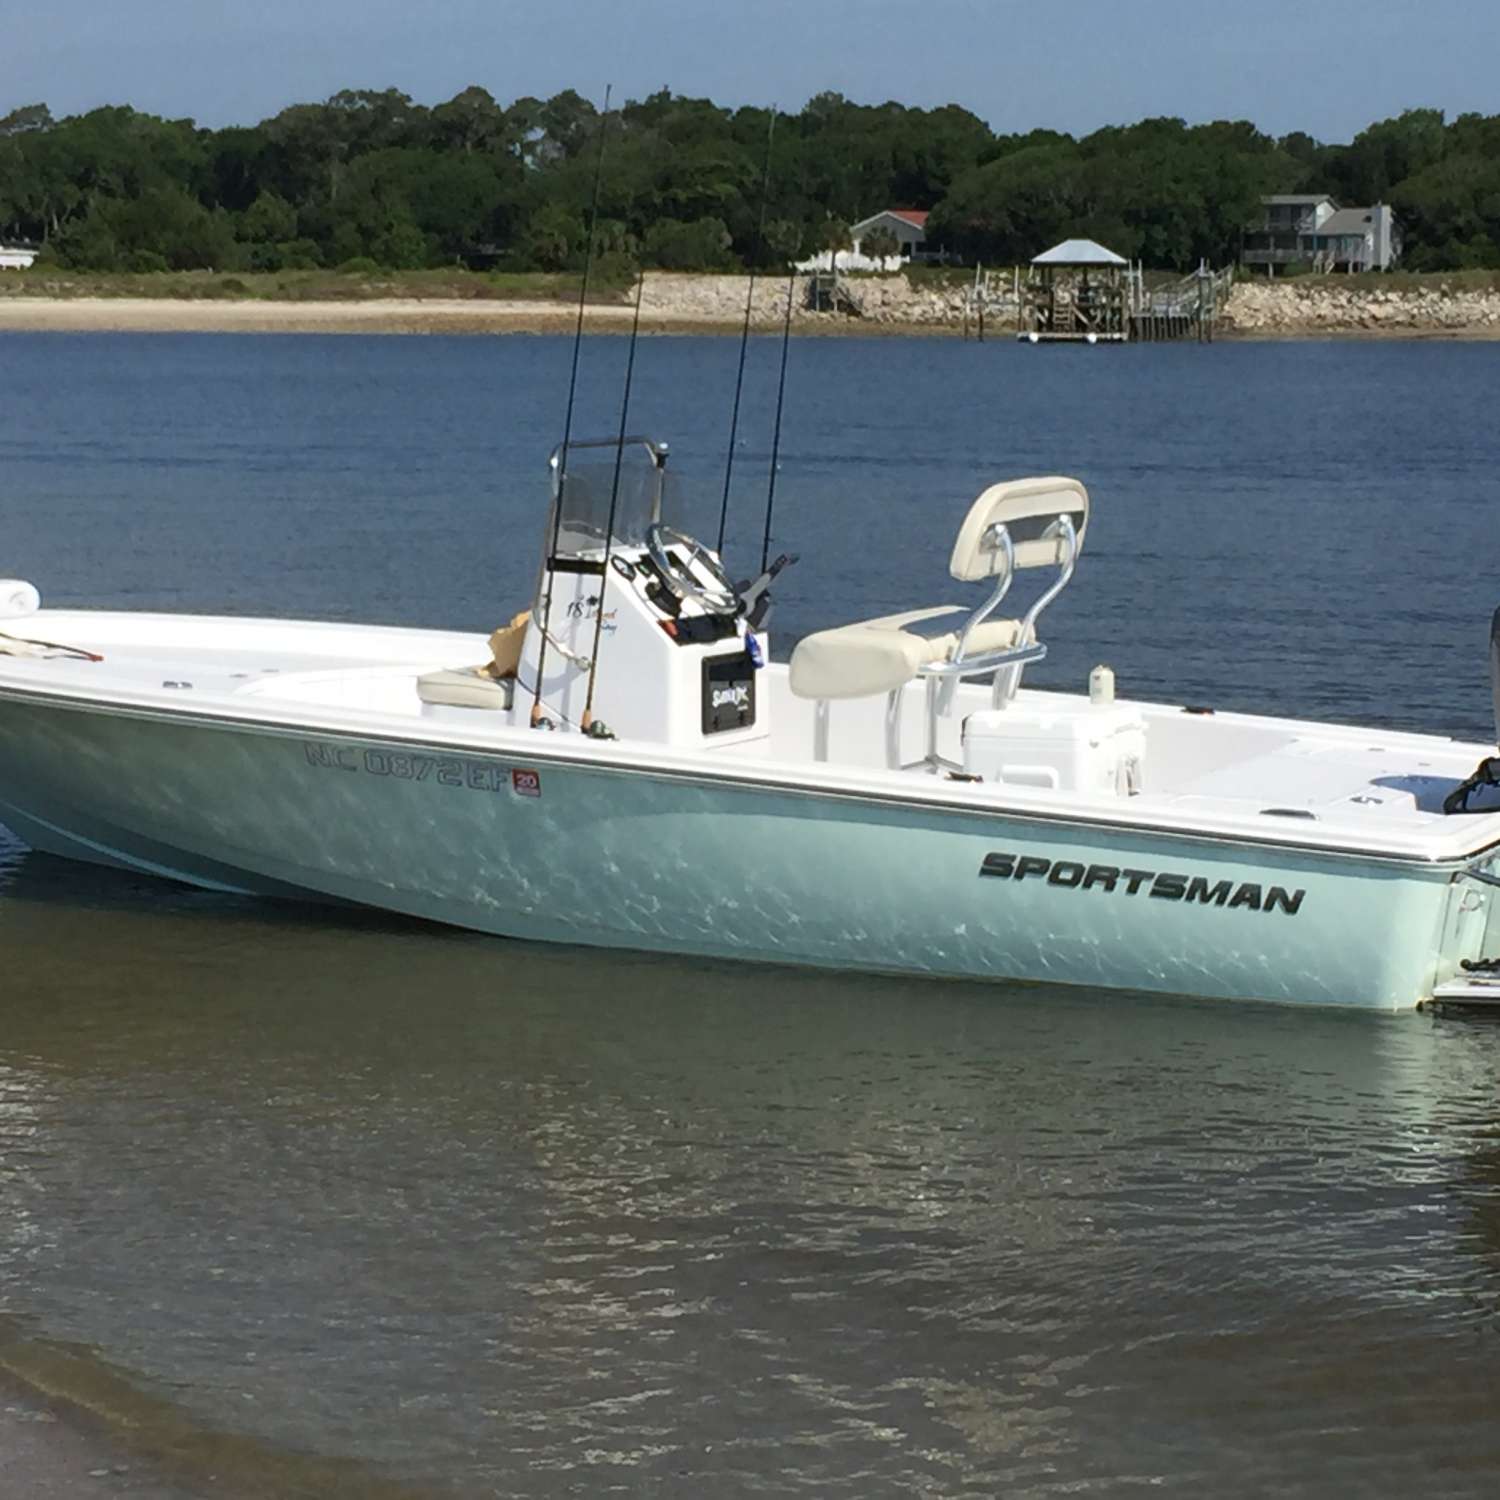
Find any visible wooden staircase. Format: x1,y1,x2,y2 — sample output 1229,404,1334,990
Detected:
809,270,864,316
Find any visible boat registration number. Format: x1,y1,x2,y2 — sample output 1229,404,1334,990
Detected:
302,741,540,797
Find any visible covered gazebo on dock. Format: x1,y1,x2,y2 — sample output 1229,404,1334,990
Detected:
1019,238,1131,343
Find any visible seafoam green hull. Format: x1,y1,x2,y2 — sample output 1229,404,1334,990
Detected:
0,696,1488,1010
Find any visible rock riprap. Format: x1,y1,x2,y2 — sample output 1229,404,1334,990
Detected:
1220,279,1500,335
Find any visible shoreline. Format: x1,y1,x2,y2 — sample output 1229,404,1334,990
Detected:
2,294,1499,338
0,294,924,338
0,1339,428,1499
0,1383,189,1500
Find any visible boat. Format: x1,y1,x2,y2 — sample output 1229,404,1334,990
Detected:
0,435,1498,1011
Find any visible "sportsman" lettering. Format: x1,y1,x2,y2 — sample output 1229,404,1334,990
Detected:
979,852,1304,915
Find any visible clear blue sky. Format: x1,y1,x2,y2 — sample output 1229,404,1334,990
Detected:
5,0,1493,143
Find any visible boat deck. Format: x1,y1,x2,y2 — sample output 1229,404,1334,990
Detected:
3,610,1499,865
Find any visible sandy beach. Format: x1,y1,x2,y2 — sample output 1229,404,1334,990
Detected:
0,295,667,336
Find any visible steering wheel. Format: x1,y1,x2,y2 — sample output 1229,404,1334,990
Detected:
644,524,741,616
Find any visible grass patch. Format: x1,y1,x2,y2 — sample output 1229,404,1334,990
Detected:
1242,268,1500,293
0,265,635,304
902,264,981,289
1285,269,1500,293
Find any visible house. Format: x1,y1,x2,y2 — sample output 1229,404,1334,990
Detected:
1241,196,1401,274
1241,195,1337,272
852,209,930,263
1312,205,1402,273
795,209,938,272
0,243,38,270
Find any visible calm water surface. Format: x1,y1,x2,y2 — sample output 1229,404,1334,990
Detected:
2,332,1500,1496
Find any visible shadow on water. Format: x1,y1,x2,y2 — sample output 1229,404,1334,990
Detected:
5,833,1500,1494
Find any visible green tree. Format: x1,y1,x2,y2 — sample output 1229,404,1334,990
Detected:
536,90,599,162
373,219,427,269
55,184,236,270
642,215,732,270
207,126,271,214
4,88,1498,279
762,217,802,265
928,142,1085,264
325,89,423,155
1329,109,1446,205
238,189,297,245
430,86,508,156
1394,153,1500,269
522,202,584,270
396,150,512,257
818,215,852,266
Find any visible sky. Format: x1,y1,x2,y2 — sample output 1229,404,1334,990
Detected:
4,0,1495,144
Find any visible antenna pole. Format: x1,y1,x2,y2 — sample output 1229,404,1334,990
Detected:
581,269,647,732
531,84,612,728
716,108,777,556
759,269,795,574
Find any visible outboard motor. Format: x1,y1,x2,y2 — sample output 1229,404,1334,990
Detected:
1442,605,1500,814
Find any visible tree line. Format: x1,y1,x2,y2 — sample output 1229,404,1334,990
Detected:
0,90,1494,276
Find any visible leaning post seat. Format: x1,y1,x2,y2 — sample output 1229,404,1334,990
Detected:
788,477,1088,768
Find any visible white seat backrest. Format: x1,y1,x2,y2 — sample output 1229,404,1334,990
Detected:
949,477,1089,581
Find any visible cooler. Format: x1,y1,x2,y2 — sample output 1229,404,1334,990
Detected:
962,700,1145,795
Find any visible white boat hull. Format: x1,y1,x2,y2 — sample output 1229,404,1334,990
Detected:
0,688,1489,1010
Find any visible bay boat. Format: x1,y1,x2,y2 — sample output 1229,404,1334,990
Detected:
1,437,1497,1011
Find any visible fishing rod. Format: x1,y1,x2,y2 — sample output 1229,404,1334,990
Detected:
758,268,796,574
531,84,612,729
580,268,648,735
0,630,103,663
716,108,777,556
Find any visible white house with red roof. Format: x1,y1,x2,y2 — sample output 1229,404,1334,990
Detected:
796,208,935,272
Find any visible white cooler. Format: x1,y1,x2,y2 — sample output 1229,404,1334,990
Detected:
962,699,1145,795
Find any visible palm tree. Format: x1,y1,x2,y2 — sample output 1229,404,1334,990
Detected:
819,216,852,270
861,225,901,268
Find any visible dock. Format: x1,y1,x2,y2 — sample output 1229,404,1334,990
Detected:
1129,265,1234,343
1006,238,1231,345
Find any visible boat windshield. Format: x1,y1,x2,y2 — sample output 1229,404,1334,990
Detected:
545,437,685,558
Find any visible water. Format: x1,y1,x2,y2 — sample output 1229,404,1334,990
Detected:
2,331,1500,1496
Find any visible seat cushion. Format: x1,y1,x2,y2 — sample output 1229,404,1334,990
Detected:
789,607,1025,701
416,667,515,711
790,624,949,700
950,477,1089,579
